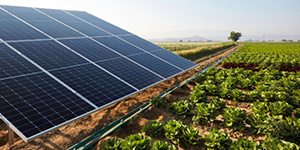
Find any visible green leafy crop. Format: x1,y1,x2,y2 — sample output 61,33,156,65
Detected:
251,102,269,114
210,96,227,112
141,120,164,138
121,133,151,150
166,100,193,118
223,107,247,131
102,138,123,150
269,101,293,117
281,117,300,144
192,103,220,125
189,87,207,103
229,138,264,150
204,129,232,150
150,97,166,108
151,141,177,150
182,125,202,146
164,120,184,144
246,113,269,134
264,139,300,150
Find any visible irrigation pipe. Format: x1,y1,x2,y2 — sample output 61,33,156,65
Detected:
67,46,240,150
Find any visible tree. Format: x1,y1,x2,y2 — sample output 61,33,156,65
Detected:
228,31,242,42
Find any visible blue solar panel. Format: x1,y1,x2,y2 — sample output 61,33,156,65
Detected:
66,11,131,35
49,63,137,107
9,40,89,70
0,72,95,138
37,9,110,37
0,43,41,79
93,37,144,56
0,5,198,143
128,53,182,78
0,7,17,20
59,38,121,61
151,49,197,70
0,20,49,41
119,35,162,51
96,57,163,89
0,5,53,21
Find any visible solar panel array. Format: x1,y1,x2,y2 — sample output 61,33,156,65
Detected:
0,5,197,142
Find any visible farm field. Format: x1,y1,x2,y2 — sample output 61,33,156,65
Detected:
0,44,240,149
155,42,237,61
99,42,300,150
155,42,224,52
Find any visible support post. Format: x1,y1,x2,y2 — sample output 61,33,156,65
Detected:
8,127,14,146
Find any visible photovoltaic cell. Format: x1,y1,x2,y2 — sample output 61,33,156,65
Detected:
49,63,137,107
0,72,95,138
9,40,89,70
93,37,144,56
0,43,41,79
0,8,17,20
128,53,182,78
96,57,163,89
37,9,110,37
151,49,197,70
0,20,49,41
119,35,162,52
0,5,53,21
67,11,130,35
58,38,121,62
27,21,84,38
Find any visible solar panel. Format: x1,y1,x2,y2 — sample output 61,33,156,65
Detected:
0,72,95,139
66,11,131,35
9,40,89,70
0,5,197,142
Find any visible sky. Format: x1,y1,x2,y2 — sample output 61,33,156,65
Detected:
1,0,300,40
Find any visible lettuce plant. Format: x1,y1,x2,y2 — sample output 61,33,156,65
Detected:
204,129,232,150
141,120,164,138
219,88,231,99
210,96,227,113
195,74,206,84
245,91,260,102
189,89,207,103
223,107,247,131
102,138,123,150
164,120,184,144
150,97,166,108
193,103,220,125
229,138,264,150
269,101,293,117
251,102,269,114
264,139,300,150
121,133,151,150
230,89,245,102
246,113,269,134
281,117,300,144
182,125,201,146
166,100,193,118
151,141,177,150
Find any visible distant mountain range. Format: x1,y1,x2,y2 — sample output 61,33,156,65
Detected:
149,35,211,42
146,29,300,42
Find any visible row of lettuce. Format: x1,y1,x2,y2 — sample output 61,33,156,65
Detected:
223,42,300,71
102,119,299,150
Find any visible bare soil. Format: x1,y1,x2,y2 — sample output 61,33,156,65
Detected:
0,45,242,150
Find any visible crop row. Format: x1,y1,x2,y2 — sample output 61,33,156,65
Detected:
102,118,300,150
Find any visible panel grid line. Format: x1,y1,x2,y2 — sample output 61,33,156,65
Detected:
1,6,139,106
42,9,165,80
63,10,184,71
1,41,98,109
